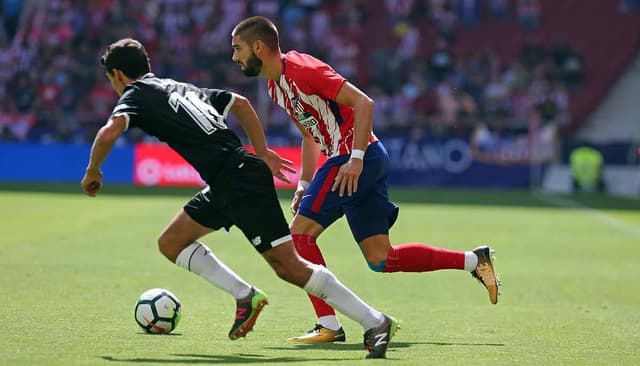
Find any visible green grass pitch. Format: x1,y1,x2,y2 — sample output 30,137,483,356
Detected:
1,184,639,365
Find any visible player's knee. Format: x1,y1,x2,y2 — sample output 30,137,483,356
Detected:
157,234,178,262
289,215,323,237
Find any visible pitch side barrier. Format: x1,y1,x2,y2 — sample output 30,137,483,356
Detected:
0,142,133,183
0,138,535,188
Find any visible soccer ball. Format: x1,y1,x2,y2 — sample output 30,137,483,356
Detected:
134,288,181,334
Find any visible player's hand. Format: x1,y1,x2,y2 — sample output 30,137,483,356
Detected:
81,169,103,197
290,186,305,215
331,158,363,197
259,149,296,184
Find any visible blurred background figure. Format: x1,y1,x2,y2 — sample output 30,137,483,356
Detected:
570,145,606,193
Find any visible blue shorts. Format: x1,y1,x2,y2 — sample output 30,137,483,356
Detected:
298,141,399,243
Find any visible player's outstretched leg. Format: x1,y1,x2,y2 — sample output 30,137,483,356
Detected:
289,234,345,343
363,315,399,359
228,287,269,340
287,324,346,342
471,245,501,304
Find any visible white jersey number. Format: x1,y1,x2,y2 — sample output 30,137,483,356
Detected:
168,91,226,135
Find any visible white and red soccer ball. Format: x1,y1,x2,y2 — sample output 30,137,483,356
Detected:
134,288,181,334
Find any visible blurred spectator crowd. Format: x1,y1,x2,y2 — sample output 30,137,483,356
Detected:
1,0,614,145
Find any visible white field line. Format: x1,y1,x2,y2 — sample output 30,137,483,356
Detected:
533,192,640,237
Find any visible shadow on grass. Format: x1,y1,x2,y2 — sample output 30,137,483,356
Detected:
101,353,343,364
268,340,504,352
2,183,638,210
420,341,505,346
100,340,507,363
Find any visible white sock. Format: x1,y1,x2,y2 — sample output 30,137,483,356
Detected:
318,315,341,331
464,251,478,272
303,265,384,330
175,242,252,299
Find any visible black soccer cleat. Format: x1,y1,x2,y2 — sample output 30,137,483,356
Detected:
363,315,398,359
228,287,268,340
471,245,501,304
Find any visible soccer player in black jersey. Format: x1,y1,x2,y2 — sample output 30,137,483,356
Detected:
80,38,396,359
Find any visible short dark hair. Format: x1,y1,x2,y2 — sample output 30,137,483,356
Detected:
100,38,151,79
232,16,279,51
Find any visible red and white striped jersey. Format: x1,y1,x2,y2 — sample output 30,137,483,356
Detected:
267,51,377,158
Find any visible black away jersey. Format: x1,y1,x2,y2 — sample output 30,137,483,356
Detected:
110,73,244,182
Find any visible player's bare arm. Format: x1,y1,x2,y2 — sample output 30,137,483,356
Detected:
230,93,295,183
291,127,321,214
81,115,127,197
331,82,374,197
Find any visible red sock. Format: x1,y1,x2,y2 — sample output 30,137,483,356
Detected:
382,243,465,273
292,234,336,317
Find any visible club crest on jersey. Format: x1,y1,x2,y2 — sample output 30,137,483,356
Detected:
291,96,318,128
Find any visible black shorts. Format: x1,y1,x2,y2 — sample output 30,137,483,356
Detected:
184,152,292,253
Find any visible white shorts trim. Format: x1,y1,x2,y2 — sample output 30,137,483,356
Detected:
271,234,292,248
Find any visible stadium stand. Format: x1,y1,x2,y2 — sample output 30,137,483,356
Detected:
0,0,638,145
578,54,640,143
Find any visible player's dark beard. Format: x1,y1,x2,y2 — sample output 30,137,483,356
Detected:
242,51,262,77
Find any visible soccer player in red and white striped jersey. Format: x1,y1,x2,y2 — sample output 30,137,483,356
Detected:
232,16,500,343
